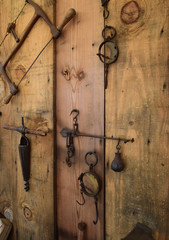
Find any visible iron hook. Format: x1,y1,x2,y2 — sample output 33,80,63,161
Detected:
76,191,85,206
70,109,79,122
93,197,98,224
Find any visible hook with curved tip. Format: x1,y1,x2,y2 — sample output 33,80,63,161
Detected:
93,197,98,225
70,109,79,121
76,191,85,206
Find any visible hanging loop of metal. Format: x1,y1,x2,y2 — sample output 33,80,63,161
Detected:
84,152,98,168
101,0,110,19
97,24,119,89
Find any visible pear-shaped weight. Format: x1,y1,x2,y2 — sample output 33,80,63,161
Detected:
111,152,124,172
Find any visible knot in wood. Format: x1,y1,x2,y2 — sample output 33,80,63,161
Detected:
121,1,140,24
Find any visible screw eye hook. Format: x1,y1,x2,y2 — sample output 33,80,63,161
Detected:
116,139,121,152
70,109,79,123
76,191,85,206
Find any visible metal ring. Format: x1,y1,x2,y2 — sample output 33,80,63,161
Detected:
102,25,116,40
116,144,121,151
97,40,119,65
84,152,98,167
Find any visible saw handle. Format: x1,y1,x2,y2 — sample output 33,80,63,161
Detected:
2,92,14,104
57,8,76,32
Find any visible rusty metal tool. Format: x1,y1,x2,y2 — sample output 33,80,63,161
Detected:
97,26,119,89
76,152,101,225
0,0,76,104
3,117,47,191
60,109,134,167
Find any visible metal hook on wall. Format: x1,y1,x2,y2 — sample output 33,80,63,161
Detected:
101,0,110,19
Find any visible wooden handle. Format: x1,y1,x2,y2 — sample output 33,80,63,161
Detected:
77,222,86,240
57,8,76,32
2,92,13,104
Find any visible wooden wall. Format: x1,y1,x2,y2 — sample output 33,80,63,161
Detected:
0,0,169,240
105,0,169,239
55,0,104,239
0,0,55,239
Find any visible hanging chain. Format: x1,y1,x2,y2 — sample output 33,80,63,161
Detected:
0,2,27,47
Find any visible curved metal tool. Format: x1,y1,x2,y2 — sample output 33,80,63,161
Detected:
3,117,47,191
76,152,101,225
0,0,76,104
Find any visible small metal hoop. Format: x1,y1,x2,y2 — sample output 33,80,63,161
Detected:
84,152,98,167
116,140,121,152
102,25,116,40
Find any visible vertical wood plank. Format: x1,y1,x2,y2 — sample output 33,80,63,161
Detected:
0,0,55,239
105,0,169,239
55,0,104,239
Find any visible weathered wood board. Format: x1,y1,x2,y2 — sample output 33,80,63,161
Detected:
0,0,169,239
105,0,169,239
55,0,104,239
0,0,55,239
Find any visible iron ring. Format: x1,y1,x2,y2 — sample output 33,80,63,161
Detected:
84,152,98,167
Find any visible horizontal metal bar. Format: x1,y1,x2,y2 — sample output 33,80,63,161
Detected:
60,128,134,143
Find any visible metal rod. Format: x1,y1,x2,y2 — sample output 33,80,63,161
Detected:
75,132,134,143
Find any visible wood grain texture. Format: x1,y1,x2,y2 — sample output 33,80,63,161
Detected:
55,1,104,239
0,0,55,239
105,0,169,239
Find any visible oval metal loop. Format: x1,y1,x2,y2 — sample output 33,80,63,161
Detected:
102,25,116,40
84,152,98,167
97,40,119,65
